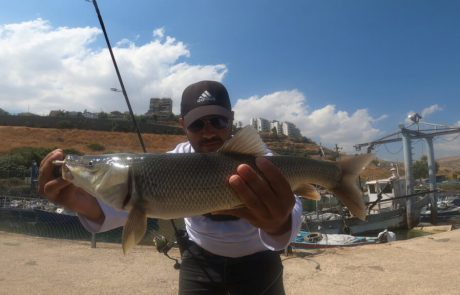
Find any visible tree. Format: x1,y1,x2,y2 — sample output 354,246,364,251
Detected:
271,127,278,137
0,108,10,116
413,155,439,180
98,112,109,120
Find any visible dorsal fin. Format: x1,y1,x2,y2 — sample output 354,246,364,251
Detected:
218,126,267,156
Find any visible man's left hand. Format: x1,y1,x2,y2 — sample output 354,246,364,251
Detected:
213,157,296,236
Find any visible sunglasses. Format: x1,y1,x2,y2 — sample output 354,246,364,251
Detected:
187,116,230,133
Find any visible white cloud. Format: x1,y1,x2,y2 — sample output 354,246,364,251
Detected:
0,18,226,115
432,120,460,158
153,27,165,39
372,114,389,123
406,104,443,124
421,104,443,118
233,90,381,153
0,18,405,157
434,139,460,158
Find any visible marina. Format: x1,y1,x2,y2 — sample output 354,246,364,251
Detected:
299,118,460,242
0,195,159,245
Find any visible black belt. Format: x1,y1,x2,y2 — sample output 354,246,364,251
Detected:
186,240,279,261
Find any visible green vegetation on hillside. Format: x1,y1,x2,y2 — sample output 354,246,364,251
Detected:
87,143,105,151
0,147,82,179
0,108,10,116
413,155,439,180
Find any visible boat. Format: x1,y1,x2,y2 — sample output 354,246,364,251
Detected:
290,229,395,250
420,194,460,223
302,168,431,235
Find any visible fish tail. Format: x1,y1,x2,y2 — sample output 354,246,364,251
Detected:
330,154,375,220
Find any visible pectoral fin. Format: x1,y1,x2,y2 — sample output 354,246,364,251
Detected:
122,205,147,254
293,184,321,200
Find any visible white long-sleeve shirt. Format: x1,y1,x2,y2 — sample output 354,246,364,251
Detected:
79,141,303,257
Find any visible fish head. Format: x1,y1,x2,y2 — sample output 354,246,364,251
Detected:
62,154,131,210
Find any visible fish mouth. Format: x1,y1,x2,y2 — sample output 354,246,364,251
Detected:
61,164,73,181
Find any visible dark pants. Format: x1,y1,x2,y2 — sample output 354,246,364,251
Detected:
179,241,285,295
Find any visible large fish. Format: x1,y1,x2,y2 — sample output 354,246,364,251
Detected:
58,126,373,253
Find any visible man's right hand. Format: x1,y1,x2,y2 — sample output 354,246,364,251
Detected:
38,149,105,225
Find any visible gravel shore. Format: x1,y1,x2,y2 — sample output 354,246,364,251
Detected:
1,229,459,295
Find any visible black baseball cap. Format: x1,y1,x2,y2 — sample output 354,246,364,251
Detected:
181,80,234,128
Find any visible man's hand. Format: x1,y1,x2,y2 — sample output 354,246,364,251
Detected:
214,157,296,236
38,149,105,224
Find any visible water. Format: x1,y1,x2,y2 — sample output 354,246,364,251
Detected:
393,228,433,240
0,209,159,243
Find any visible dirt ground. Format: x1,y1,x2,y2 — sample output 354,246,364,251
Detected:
1,229,459,295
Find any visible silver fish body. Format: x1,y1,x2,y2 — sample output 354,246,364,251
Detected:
88,153,344,219
60,126,373,253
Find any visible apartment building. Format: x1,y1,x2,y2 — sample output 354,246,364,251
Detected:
146,98,173,120
250,117,302,138
250,117,271,133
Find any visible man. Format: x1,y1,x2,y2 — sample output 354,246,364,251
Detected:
39,80,302,294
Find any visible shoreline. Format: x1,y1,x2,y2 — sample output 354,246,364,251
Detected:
1,229,459,295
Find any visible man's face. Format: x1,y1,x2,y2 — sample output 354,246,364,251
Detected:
180,115,233,153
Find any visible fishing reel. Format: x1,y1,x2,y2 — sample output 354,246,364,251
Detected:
152,232,181,270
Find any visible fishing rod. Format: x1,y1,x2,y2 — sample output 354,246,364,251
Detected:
87,0,182,267
87,0,146,153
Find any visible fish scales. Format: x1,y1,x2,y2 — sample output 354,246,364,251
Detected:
269,156,342,189
131,153,246,218
127,153,343,219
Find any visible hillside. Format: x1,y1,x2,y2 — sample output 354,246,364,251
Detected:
437,156,460,179
2,126,459,180
0,126,187,154
1,126,323,156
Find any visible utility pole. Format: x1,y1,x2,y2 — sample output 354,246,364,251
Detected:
401,129,415,228
425,136,438,223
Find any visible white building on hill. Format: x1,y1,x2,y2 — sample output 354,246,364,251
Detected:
282,121,301,138
270,120,282,135
250,117,302,138
250,117,271,133
146,98,173,120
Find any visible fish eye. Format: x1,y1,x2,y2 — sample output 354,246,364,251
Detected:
88,161,93,167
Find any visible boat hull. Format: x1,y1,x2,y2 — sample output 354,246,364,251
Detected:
303,195,430,235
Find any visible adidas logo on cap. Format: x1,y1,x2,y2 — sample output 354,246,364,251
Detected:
196,90,216,104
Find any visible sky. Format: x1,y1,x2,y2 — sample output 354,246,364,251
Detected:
0,0,459,161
